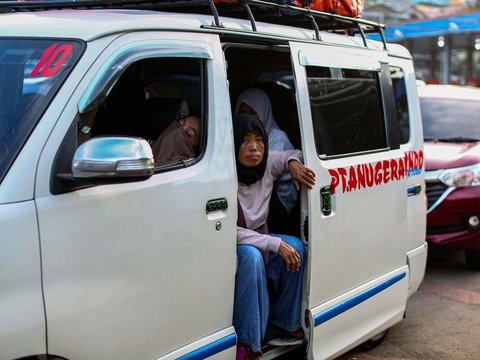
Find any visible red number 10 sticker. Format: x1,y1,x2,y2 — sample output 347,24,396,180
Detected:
30,43,73,77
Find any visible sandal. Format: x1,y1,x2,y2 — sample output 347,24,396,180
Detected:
266,328,305,346
236,344,259,360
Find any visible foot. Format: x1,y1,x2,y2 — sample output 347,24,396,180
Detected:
236,344,259,360
266,328,305,346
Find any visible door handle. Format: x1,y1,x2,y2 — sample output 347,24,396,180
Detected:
320,186,332,216
206,198,228,214
407,184,422,197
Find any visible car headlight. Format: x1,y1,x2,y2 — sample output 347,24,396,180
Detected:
439,164,480,187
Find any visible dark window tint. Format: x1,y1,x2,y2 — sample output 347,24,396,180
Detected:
307,66,386,158
390,67,410,144
79,57,205,168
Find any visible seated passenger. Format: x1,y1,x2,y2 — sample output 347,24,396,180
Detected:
233,113,316,360
151,110,200,164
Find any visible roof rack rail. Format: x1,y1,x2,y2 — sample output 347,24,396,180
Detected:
0,0,387,50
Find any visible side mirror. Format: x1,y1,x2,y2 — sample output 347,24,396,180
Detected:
72,137,154,179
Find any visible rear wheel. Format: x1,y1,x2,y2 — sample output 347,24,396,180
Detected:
465,249,480,271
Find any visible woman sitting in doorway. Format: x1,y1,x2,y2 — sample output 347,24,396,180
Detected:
233,113,316,360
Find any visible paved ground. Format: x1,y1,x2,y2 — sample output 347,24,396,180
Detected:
337,247,480,360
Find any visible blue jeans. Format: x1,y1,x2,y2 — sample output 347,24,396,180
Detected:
233,234,305,353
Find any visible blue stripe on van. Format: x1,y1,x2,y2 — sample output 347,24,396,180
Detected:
176,333,237,360
313,272,406,327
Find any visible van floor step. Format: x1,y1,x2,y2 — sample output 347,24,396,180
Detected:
260,325,306,359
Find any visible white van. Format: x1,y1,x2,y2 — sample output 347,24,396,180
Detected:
0,1,427,359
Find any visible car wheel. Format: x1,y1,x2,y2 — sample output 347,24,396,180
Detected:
358,329,389,351
465,249,480,271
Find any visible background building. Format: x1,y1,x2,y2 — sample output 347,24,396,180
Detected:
364,0,480,86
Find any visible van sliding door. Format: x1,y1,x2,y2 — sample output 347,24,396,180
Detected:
289,42,410,359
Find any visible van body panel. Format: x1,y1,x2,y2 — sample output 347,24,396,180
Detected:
0,201,46,359
308,267,408,359
34,32,237,359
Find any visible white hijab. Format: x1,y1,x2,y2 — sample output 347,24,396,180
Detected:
235,88,281,134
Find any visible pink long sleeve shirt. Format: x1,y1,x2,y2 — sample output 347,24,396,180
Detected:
237,150,302,259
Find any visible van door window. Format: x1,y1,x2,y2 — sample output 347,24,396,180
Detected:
0,39,84,184
52,56,206,194
306,66,387,158
390,66,410,144
84,57,205,170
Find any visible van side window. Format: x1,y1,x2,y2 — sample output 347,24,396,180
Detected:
390,66,410,144
81,57,205,169
306,66,387,158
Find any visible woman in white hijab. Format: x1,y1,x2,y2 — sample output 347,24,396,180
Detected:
235,88,298,226
236,88,294,152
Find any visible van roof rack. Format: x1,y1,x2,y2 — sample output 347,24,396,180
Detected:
0,0,387,49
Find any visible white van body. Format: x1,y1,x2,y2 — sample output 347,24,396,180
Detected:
0,2,426,359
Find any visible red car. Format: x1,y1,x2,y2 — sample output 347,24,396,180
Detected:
419,85,480,270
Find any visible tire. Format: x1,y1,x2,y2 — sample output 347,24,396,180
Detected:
358,329,389,351
465,249,480,271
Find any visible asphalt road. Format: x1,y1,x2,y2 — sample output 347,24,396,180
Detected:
337,247,480,360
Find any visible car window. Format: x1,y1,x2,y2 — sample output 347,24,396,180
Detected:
306,66,387,158
420,98,480,141
0,38,84,184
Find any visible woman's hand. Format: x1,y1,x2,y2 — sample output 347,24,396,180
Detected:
277,240,301,272
288,160,316,190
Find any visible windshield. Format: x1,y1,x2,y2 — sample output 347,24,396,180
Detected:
420,97,480,142
0,39,84,183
